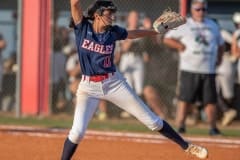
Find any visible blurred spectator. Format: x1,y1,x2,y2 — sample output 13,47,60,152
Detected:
231,12,240,61
0,33,7,111
231,12,240,119
1,52,16,112
65,47,81,106
119,10,146,96
51,36,68,113
96,100,108,121
232,12,240,85
119,10,146,118
140,17,167,119
164,0,224,135
216,25,237,126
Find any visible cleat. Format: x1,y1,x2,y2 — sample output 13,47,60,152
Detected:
185,143,208,159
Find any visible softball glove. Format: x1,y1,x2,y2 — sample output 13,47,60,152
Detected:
153,10,186,34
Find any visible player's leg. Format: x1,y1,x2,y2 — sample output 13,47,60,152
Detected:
123,72,134,89
106,78,208,158
105,78,189,150
103,73,208,159
61,93,99,160
119,61,134,118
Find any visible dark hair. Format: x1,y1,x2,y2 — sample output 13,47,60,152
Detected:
87,0,117,20
69,1,117,28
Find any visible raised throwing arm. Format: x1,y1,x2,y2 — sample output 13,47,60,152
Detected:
70,0,84,25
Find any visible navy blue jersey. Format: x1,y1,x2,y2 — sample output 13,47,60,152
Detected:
74,18,128,75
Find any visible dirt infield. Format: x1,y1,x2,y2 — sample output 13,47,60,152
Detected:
0,127,239,160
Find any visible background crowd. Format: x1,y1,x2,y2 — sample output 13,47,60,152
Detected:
0,0,239,135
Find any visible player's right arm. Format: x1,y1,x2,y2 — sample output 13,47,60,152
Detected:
70,0,83,25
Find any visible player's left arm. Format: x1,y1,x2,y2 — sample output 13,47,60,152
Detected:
127,29,159,39
126,10,186,39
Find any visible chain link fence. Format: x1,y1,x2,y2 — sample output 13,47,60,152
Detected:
51,0,180,119
0,1,18,113
0,0,180,119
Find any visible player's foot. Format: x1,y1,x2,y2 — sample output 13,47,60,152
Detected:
221,109,237,126
185,143,208,159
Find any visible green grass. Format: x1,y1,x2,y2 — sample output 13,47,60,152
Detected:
0,114,239,137
0,114,73,128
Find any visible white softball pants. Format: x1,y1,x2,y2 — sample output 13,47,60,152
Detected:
68,71,163,144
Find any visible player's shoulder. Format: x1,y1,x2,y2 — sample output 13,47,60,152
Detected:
111,25,126,31
109,25,127,36
74,17,91,29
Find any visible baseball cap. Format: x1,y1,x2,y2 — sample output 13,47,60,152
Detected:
233,12,240,24
87,0,117,19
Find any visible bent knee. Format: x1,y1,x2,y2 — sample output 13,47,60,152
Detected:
148,118,164,131
68,130,85,144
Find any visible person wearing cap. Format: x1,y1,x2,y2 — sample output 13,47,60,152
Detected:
232,12,240,83
215,16,238,127
61,0,209,159
229,12,240,119
164,0,224,135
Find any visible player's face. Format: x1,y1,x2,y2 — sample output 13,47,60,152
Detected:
101,9,116,25
191,2,207,21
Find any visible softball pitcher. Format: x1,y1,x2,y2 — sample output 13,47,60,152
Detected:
61,0,208,159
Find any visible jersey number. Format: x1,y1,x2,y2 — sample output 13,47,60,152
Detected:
103,56,111,68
